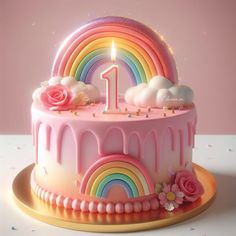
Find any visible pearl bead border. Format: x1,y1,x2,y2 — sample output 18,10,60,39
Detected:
31,175,159,214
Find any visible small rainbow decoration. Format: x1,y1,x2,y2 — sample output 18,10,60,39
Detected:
52,16,178,85
80,154,155,199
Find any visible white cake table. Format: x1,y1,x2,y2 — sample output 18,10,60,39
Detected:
0,135,235,236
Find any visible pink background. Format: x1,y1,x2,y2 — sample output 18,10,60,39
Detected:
0,0,236,134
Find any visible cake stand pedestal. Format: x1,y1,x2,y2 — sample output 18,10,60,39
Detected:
12,163,216,232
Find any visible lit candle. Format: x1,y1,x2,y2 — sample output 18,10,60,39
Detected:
100,41,120,113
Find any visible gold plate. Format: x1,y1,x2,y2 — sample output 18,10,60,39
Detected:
12,163,216,232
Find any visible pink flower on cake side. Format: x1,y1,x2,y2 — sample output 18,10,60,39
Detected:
158,183,184,211
175,170,204,202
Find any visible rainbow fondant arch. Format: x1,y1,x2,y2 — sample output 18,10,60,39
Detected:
80,154,155,199
52,16,178,84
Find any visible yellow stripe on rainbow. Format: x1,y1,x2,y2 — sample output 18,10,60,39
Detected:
90,167,145,197
66,37,156,82
52,17,178,85
80,154,155,199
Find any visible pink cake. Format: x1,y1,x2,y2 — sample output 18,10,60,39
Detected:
31,17,203,214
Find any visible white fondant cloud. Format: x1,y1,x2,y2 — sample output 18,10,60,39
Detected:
124,75,194,108
33,76,101,103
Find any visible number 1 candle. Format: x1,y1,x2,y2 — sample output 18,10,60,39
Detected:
100,41,120,113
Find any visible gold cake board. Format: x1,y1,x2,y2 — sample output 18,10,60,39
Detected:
12,163,216,232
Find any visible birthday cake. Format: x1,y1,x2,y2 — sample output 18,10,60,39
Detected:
30,17,204,214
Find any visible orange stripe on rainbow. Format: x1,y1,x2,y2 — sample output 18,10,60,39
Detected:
52,16,178,85
80,154,155,199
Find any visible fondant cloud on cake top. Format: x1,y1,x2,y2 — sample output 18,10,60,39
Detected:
33,76,100,111
124,76,194,108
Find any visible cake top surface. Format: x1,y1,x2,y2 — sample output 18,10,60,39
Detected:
32,100,195,123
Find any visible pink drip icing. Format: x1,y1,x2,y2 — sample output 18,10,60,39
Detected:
45,125,51,151
179,129,184,167
168,127,176,151
128,132,142,159
77,130,102,173
75,132,81,174
154,133,160,172
35,121,42,164
144,131,160,172
32,122,35,146
123,134,129,155
55,125,65,164
102,127,126,155
187,122,192,147
193,118,197,148
32,104,196,174
56,124,79,165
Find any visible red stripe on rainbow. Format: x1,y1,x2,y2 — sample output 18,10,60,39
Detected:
52,16,178,84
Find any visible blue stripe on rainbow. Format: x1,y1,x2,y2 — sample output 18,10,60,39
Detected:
52,16,178,85
98,177,138,198
80,155,155,199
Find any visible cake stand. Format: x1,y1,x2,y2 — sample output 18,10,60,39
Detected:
12,163,216,232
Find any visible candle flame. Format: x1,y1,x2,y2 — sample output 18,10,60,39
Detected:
111,40,116,62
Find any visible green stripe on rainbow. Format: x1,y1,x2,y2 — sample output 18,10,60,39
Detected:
80,154,155,199
75,48,146,84
52,17,178,85
96,174,139,198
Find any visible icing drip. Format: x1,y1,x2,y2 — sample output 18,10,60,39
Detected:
179,130,184,167
32,120,190,172
32,105,195,173
152,131,160,172
193,122,197,148
128,132,142,159
45,125,51,151
56,125,65,164
35,121,42,163
187,122,193,147
32,122,35,146
168,127,176,151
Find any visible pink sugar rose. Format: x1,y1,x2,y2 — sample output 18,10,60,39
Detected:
40,84,74,111
175,170,204,202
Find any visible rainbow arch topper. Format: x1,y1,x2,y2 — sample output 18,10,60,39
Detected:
80,154,155,199
52,16,178,85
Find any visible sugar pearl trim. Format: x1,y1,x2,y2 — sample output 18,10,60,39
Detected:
31,175,159,214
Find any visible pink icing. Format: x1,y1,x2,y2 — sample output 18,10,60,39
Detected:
32,102,196,172
179,130,184,167
45,125,51,151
